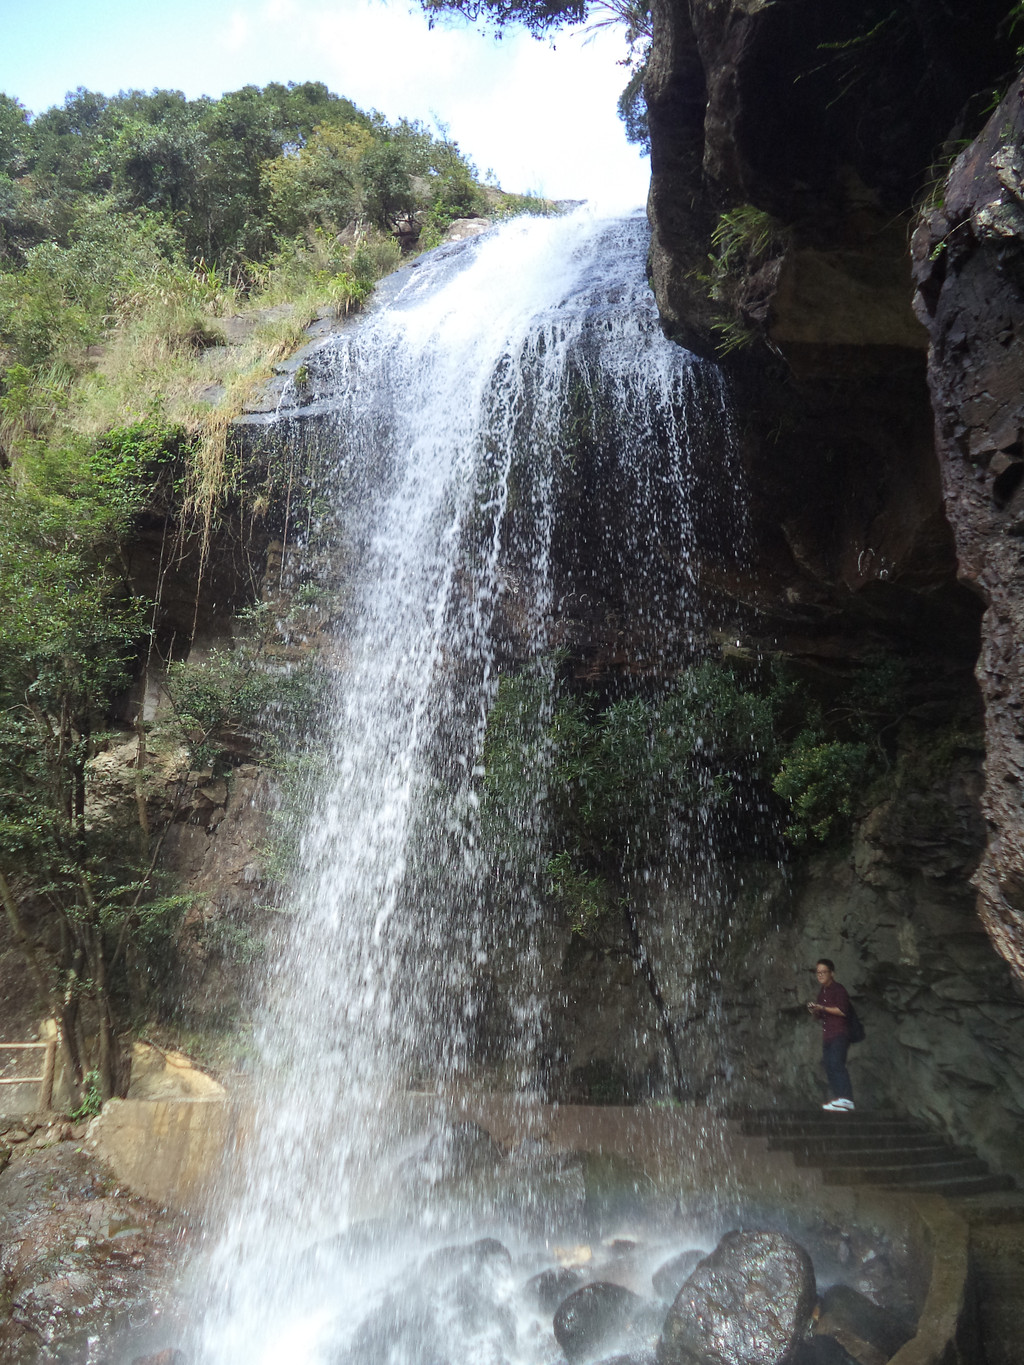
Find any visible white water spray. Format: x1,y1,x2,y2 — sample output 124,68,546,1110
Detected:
187,207,738,1365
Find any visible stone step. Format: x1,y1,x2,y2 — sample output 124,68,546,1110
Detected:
730,1109,1017,1199
896,1172,1017,1197
956,1192,1024,1225
790,1145,978,1169
821,1159,999,1187
731,1108,929,1126
766,1133,954,1155
742,1119,930,1140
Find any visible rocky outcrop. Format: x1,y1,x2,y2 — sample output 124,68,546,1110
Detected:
642,1,1024,988
500,735,1024,1177
0,1140,187,1363
912,78,1024,978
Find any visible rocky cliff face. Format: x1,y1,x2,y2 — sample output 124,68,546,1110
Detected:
912,78,1024,980
643,3,1024,970
628,0,1024,1166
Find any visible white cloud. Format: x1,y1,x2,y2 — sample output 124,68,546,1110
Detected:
210,0,648,202
224,8,252,53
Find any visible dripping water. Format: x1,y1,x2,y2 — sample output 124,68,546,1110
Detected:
186,207,743,1365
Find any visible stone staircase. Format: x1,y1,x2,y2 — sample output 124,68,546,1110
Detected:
733,1110,1023,1361
734,1110,1015,1197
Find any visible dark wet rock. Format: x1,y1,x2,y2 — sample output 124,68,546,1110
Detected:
298,1217,398,1269
791,1337,859,1365
339,1235,515,1365
596,1353,657,1365
399,1121,506,1187
553,1282,648,1361
344,1294,452,1365
657,1230,816,1365
651,1249,705,1301
421,1235,512,1278
524,1265,585,1314
912,73,1024,979
0,1142,188,1362
816,1284,914,1360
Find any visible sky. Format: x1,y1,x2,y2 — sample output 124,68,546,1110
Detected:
0,0,650,205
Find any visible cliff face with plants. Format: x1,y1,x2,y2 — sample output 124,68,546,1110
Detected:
597,0,1024,1167
0,79,541,1104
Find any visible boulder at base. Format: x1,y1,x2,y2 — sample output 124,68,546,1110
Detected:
815,1284,914,1362
657,1230,816,1365
554,1282,648,1361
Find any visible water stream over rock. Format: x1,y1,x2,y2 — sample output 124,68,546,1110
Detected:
187,208,745,1365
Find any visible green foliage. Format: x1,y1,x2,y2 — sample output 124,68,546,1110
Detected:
359,139,418,231
164,603,327,772
0,417,204,1096
691,205,790,357
710,205,787,278
482,649,933,935
545,850,612,936
262,123,373,236
773,731,871,846
419,0,585,34
617,66,649,151
483,661,781,932
68,1069,103,1120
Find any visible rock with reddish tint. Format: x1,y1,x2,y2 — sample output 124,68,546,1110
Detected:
657,1230,815,1365
553,1282,649,1361
132,1350,188,1365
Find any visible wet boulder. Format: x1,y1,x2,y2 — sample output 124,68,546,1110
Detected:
525,1265,585,1314
651,1249,705,1301
554,1282,649,1361
421,1235,512,1279
399,1122,506,1188
792,1338,859,1365
815,1284,914,1361
657,1230,816,1365
344,1294,449,1365
340,1236,515,1365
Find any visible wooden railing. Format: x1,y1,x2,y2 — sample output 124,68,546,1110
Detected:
0,1037,57,1110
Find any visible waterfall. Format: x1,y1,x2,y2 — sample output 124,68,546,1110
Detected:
188,206,740,1365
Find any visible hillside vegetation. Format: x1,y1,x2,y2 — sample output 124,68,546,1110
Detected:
0,79,546,1102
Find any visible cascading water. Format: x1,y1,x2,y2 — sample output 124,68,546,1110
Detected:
186,207,742,1365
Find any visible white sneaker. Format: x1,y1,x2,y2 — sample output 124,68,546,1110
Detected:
822,1099,855,1112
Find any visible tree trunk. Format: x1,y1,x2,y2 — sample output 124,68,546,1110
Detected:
0,869,51,1014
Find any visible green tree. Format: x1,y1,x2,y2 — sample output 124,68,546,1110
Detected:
420,0,585,33
262,122,373,236
360,139,418,231
0,426,186,1102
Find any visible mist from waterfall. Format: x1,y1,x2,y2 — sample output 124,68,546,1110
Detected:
187,206,740,1365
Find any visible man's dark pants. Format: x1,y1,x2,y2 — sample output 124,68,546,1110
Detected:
822,1037,853,1101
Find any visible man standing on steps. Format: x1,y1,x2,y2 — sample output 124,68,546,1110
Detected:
807,958,855,1112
